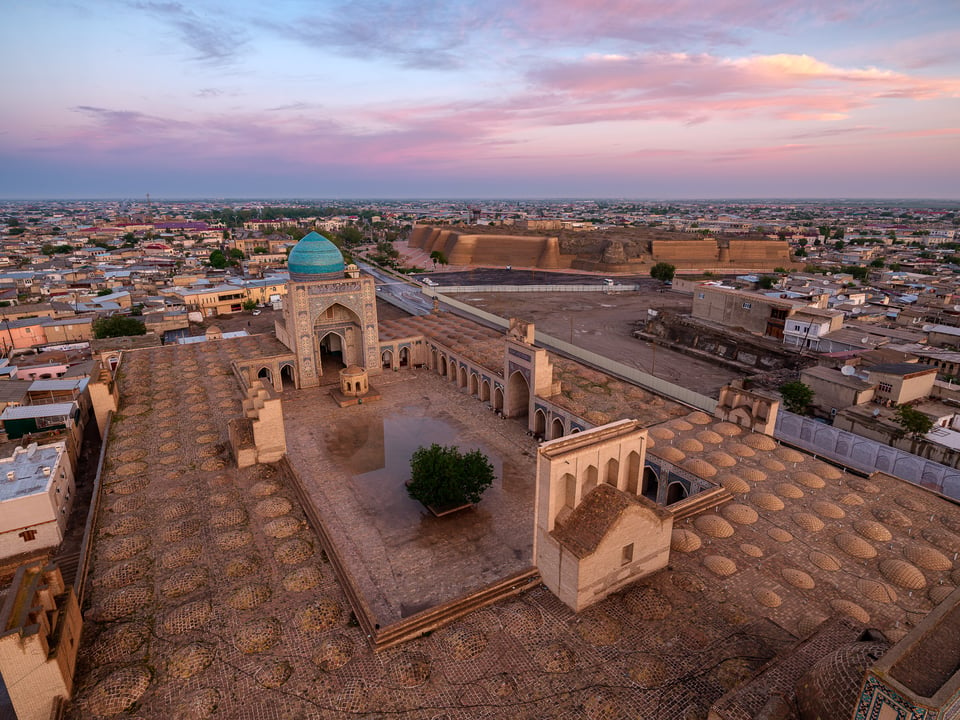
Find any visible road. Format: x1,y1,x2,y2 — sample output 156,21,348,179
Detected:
358,262,433,316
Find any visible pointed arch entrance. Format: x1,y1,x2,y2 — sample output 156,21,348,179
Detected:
667,482,688,504
318,330,347,378
641,467,659,501
506,371,530,419
257,367,273,387
280,363,297,389
534,409,547,437
551,417,564,439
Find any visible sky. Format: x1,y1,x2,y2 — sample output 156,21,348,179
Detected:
1,0,958,199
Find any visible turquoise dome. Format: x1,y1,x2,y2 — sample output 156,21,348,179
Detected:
288,231,345,281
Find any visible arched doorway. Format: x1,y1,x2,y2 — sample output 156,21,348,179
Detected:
640,467,659,501
627,451,642,494
605,457,619,487
399,347,409,367
382,349,393,369
480,379,491,403
534,409,546,437
431,348,438,370
314,303,362,377
280,363,296,389
318,330,347,377
459,366,468,389
551,417,564,439
257,367,273,386
470,373,479,397
440,356,447,377
583,465,598,496
667,482,688,504
493,387,504,412
506,371,529,419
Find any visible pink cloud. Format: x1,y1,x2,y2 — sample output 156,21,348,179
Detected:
524,51,959,126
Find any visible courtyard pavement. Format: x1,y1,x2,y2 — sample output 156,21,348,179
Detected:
282,371,539,625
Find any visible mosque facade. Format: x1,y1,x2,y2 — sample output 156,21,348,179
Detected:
274,231,380,388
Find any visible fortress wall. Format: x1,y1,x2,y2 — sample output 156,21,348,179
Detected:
408,225,433,249
652,240,720,264
447,234,552,267
727,240,792,264
413,226,565,268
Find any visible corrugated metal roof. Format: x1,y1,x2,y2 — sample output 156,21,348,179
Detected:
0,402,76,420
28,378,88,392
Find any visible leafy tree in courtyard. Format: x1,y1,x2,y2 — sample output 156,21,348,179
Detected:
407,443,495,511
650,262,675,283
92,315,146,339
894,405,933,444
208,249,228,269
429,250,448,266
758,275,776,289
779,381,814,414
242,299,257,312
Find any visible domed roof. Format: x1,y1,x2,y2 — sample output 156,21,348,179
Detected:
288,231,345,280
795,641,889,720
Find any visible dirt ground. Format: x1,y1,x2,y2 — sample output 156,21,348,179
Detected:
450,290,741,397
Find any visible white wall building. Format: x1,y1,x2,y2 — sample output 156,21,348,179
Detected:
0,442,74,560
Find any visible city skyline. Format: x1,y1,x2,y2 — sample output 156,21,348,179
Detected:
1,1,958,199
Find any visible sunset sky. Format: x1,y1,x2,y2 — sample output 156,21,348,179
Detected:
1,0,958,198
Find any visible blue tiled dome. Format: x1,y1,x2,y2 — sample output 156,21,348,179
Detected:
288,231,345,280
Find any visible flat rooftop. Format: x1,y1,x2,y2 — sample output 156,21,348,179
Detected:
0,443,62,503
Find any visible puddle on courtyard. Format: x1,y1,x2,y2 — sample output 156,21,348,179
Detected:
304,387,538,623
324,407,514,531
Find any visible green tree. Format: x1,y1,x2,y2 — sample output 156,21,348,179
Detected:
429,250,448,266
229,248,244,259
242,299,257,312
406,443,495,511
779,381,814,414
336,226,364,246
869,258,885,268
208,249,228,269
96,288,113,297
833,240,845,250
650,262,676,283
758,275,776,289
92,315,147,339
894,405,933,443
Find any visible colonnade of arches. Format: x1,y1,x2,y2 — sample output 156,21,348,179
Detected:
380,346,410,369
428,346,517,415
532,409,583,441
557,452,688,521
254,361,297,391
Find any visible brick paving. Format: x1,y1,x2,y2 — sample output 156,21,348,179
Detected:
282,371,539,626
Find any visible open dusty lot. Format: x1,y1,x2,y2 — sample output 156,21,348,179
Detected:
450,290,741,397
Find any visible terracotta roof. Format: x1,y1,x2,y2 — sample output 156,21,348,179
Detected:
551,484,641,558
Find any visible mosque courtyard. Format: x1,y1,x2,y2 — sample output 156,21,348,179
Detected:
282,371,539,627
